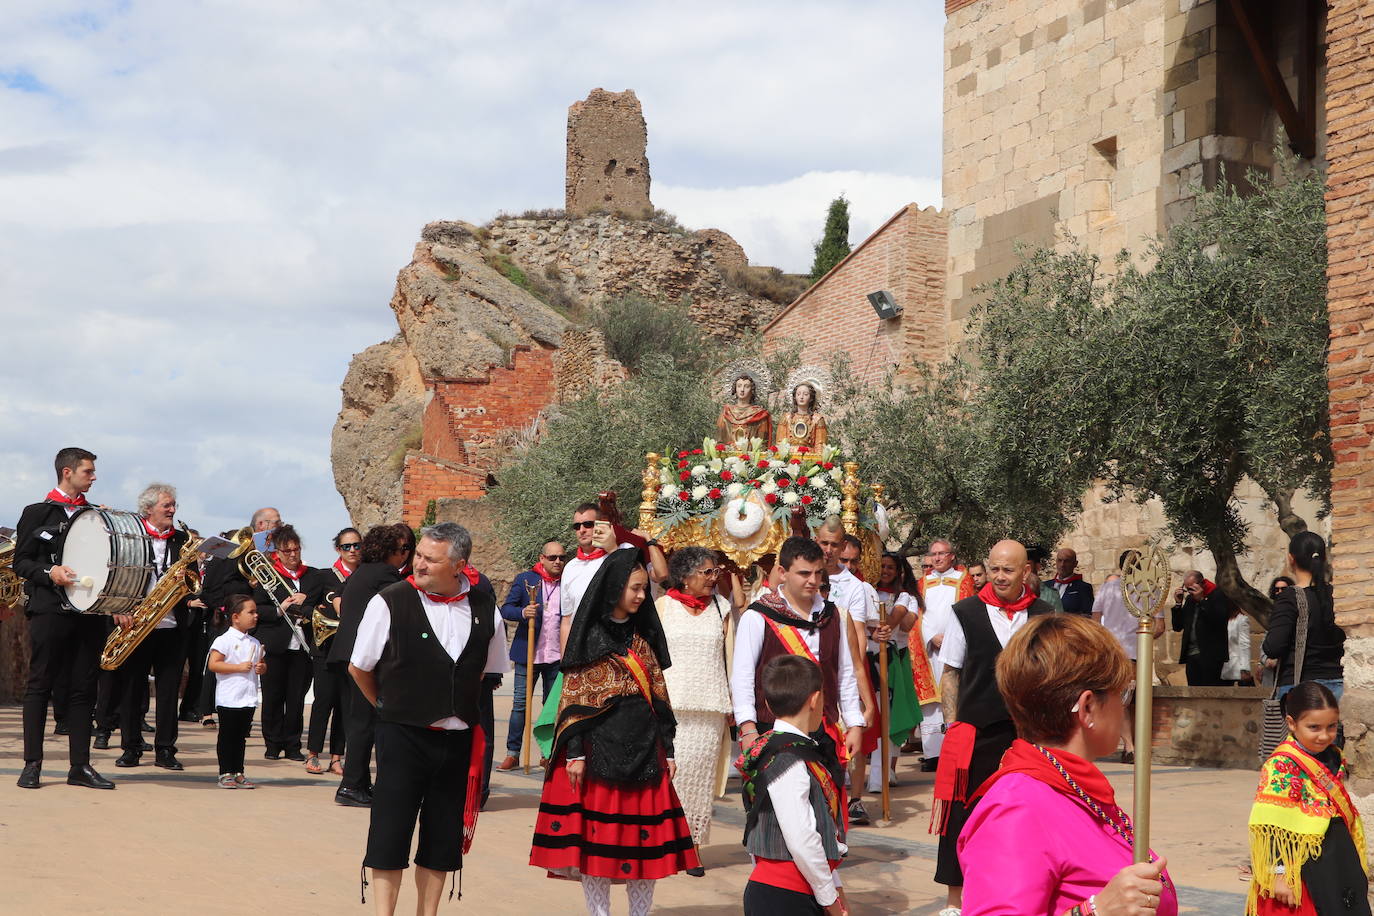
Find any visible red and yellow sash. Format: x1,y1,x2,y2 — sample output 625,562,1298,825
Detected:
1272,740,1364,851
761,616,848,766
909,625,941,705
805,759,841,823
619,648,655,707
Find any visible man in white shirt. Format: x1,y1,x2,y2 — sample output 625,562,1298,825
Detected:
349,523,508,916
915,538,975,771
558,501,666,651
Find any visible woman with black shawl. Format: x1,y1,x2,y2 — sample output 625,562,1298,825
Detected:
529,548,699,915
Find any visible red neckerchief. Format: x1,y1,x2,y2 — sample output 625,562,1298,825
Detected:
332,558,352,579
575,546,606,562
462,564,481,587
532,561,558,583
407,574,467,604
1199,579,1217,597
45,488,88,507
977,582,1036,619
142,518,172,540
666,588,708,611
974,738,1117,810
1051,573,1083,585
272,554,307,585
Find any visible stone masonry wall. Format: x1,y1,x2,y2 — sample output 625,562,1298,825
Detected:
566,89,652,218
760,205,947,389
1325,0,1374,850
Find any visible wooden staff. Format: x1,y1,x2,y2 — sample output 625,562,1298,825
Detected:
522,581,539,774
878,600,892,824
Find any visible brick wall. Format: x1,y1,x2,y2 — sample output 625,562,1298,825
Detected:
760,205,947,388
1325,0,1374,801
400,454,487,526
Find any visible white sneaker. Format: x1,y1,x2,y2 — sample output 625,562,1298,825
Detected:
937,908,961,916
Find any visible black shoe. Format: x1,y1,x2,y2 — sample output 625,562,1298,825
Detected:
334,786,372,808
140,719,155,734
283,749,306,762
263,749,282,760
847,799,871,826
920,756,939,773
92,730,111,750
155,750,185,771
140,739,153,752
115,750,141,768
53,721,70,736
67,764,115,789
177,710,200,723
17,762,40,789
686,866,706,878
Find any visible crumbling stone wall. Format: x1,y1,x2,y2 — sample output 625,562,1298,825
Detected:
566,89,653,218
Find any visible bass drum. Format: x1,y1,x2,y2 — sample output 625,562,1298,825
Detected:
59,508,154,614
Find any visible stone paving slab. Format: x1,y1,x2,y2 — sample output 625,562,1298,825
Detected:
0,696,1255,914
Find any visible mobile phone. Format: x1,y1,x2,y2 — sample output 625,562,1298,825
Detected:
592,520,612,542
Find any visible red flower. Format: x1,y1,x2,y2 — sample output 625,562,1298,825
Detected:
709,488,722,499
721,470,734,482
797,476,809,485
764,493,778,505
801,495,814,505
822,462,835,470
768,445,778,453
778,477,791,488
678,491,690,502
678,459,688,468
679,470,690,482
692,448,703,455
798,446,810,453
679,451,689,458
789,457,801,464
750,479,763,488
715,444,726,451
757,459,770,469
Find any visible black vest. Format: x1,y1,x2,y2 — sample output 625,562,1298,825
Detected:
373,580,496,728
951,595,1053,729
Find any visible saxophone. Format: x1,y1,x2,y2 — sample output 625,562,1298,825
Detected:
1,532,27,612
100,526,204,670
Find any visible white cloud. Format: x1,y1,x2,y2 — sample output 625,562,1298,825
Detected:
0,1,943,567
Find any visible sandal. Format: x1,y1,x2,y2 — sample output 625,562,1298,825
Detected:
329,757,345,776
305,755,325,774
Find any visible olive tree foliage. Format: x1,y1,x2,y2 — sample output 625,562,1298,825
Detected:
972,155,1328,625
831,356,1085,563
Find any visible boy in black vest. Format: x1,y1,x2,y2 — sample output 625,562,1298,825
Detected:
348,523,508,916
740,655,847,916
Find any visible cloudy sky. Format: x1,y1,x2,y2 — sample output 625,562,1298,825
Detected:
1,1,943,567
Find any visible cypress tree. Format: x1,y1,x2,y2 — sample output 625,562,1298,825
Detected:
809,195,852,281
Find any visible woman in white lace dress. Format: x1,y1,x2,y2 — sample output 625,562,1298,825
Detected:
656,546,734,876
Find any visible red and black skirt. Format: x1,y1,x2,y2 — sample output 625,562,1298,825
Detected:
530,752,700,881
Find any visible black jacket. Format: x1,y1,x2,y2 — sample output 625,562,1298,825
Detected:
328,562,404,669
253,565,330,655
14,501,80,616
1172,590,1231,668
1054,578,1095,616
1261,585,1345,684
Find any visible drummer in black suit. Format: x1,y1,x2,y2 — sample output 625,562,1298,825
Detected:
14,447,121,789
253,523,329,761
114,483,199,772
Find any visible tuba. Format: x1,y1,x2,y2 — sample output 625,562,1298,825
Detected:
1,530,27,612
231,527,311,650
101,525,204,670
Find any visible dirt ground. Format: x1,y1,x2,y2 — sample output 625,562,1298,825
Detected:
0,694,1255,915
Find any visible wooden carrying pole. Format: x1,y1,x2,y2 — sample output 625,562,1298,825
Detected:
522,581,538,774
878,601,892,823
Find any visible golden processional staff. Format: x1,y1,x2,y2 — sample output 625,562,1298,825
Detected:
522,580,538,774
1119,546,1172,863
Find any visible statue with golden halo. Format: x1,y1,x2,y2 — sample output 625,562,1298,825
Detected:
715,360,774,446
778,368,830,450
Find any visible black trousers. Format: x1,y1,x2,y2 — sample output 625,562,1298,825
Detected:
744,881,825,915
1185,656,1224,687
365,722,473,872
480,674,499,801
306,656,347,756
119,628,185,753
261,648,312,753
22,612,105,766
94,668,121,731
216,705,255,774
51,657,71,725
339,669,376,791
179,612,211,717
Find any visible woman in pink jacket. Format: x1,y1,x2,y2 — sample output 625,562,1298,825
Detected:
958,614,1177,916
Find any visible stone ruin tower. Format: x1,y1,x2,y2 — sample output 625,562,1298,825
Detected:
565,88,653,218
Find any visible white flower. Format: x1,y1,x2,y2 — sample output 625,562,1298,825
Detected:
769,459,784,469
829,469,844,483
659,468,672,485
708,457,723,472
703,437,718,454
726,482,744,497
661,484,679,499
761,481,778,495
775,441,792,457
691,485,709,500
782,491,799,505
691,465,708,478
825,497,842,515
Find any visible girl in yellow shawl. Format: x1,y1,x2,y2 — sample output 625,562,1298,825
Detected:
1248,681,1368,915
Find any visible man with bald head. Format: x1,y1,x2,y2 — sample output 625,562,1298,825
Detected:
1049,547,1094,616
930,540,1055,916
251,507,281,532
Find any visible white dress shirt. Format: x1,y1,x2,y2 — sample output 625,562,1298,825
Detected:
940,600,1031,670
875,589,915,651
351,580,509,730
766,719,847,906
828,567,875,630
149,534,179,629
560,542,636,620
730,592,865,729
210,627,262,708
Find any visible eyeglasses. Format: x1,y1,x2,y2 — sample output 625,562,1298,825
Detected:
691,567,724,578
339,543,362,551
542,554,567,562
931,550,953,557
277,546,301,555
570,520,597,530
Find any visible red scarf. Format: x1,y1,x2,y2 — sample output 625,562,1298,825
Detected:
462,564,481,587
46,488,87,507
575,546,606,562
272,554,306,585
332,558,353,579
1199,579,1217,597
977,582,1037,619
532,561,558,583
1051,573,1083,585
407,574,467,604
974,738,1117,810
142,518,172,540
666,588,708,611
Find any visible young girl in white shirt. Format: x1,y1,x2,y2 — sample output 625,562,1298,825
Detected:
207,594,267,788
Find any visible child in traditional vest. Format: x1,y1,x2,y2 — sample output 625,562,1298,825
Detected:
1248,681,1368,916
739,655,847,916
207,594,266,789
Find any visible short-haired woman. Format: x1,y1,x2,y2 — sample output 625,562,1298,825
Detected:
959,614,1176,915
657,546,734,876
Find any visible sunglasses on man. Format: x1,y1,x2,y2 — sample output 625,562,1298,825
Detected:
569,520,597,530
542,553,567,562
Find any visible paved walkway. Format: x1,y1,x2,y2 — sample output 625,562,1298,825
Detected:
0,695,1255,914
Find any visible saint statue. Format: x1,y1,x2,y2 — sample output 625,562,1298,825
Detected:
716,374,773,446
779,381,827,450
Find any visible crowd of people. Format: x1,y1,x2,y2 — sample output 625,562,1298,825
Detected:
5,446,1365,916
